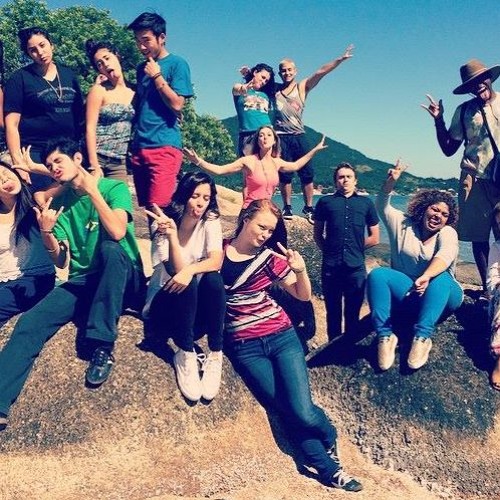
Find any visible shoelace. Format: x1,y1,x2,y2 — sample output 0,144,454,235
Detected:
93,349,113,367
332,468,354,487
199,353,220,374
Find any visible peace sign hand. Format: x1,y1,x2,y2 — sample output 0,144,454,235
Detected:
33,197,64,232
421,94,444,119
144,203,177,238
275,241,306,274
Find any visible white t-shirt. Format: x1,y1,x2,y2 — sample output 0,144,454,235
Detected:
143,217,222,317
0,222,54,282
376,192,459,280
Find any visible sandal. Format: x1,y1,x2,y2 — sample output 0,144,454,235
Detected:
0,415,7,431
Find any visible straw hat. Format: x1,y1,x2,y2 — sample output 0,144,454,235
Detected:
453,59,500,95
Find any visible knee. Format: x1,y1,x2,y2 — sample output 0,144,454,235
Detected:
100,240,127,263
200,271,224,291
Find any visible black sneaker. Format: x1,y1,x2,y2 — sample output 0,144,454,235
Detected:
283,205,293,220
323,468,363,492
86,347,114,386
302,206,314,224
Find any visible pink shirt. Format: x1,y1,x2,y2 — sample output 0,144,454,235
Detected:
242,158,280,208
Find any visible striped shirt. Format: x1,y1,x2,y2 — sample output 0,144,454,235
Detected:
221,244,292,342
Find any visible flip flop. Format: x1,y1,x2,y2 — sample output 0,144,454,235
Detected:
0,416,7,431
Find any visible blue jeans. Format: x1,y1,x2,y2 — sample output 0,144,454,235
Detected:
225,328,339,479
367,267,463,339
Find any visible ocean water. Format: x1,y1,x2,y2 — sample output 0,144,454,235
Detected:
273,193,480,263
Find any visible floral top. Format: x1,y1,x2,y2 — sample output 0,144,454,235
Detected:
96,103,134,160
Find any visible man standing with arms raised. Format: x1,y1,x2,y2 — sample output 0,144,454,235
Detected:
276,45,354,223
128,12,193,210
422,59,500,302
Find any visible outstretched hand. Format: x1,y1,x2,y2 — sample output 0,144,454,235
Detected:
183,147,202,166
275,241,307,274
33,196,64,232
144,203,177,238
421,94,444,119
314,135,328,152
341,44,355,60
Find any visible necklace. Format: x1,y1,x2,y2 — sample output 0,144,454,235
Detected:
259,158,273,197
43,69,63,102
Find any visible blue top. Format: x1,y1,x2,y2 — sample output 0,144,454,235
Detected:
233,89,272,133
133,53,193,149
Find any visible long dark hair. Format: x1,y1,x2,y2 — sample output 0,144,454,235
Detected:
0,161,37,243
244,63,276,100
85,39,120,71
164,171,219,227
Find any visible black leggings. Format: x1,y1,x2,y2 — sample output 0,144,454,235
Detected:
148,271,226,352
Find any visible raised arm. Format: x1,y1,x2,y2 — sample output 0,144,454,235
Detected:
302,44,354,96
421,94,462,156
183,147,247,175
278,135,327,172
145,57,185,112
276,242,312,301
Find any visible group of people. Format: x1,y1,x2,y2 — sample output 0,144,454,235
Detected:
1,8,500,495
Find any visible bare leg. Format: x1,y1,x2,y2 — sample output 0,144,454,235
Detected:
302,182,314,208
280,182,293,208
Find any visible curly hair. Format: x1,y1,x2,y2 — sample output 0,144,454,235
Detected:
406,189,458,227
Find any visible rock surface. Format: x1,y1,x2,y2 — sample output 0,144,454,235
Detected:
0,185,498,500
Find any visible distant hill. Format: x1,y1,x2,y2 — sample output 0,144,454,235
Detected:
220,116,458,195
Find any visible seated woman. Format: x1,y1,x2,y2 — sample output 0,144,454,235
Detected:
221,199,362,492
143,171,225,403
183,126,326,248
367,161,463,371
85,40,135,182
232,63,275,157
486,202,500,390
0,160,55,323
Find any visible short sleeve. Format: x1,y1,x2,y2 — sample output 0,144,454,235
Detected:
366,199,379,227
4,70,24,114
168,57,193,98
204,218,223,253
313,197,327,222
449,104,464,142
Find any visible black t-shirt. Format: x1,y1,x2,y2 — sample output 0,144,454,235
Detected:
4,64,84,148
314,192,379,268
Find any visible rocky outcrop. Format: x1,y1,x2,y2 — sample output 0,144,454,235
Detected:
0,187,498,500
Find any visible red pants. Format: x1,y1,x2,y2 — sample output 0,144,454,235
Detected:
130,146,183,207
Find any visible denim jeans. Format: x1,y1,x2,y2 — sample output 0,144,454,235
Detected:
0,241,143,416
0,273,55,329
367,267,463,339
225,327,339,479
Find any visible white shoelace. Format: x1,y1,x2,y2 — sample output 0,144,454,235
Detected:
332,469,354,487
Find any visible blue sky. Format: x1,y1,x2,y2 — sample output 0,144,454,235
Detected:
45,0,500,179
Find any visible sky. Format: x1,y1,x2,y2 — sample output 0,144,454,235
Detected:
43,0,500,179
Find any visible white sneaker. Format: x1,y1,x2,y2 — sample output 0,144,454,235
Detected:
408,337,432,370
173,349,202,402
377,334,398,371
200,350,223,400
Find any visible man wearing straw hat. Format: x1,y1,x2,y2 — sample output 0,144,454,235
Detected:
422,59,500,302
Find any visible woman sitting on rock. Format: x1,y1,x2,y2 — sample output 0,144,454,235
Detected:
143,171,225,403
367,161,463,371
0,160,56,430
183,126,326,248
220,199,362,492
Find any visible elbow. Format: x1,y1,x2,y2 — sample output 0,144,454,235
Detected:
171,99,185,113
109,227,127,241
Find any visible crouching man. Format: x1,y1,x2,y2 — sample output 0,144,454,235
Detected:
0,138,144,431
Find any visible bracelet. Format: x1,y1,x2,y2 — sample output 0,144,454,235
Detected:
152,72,162,80
40,229,53,234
